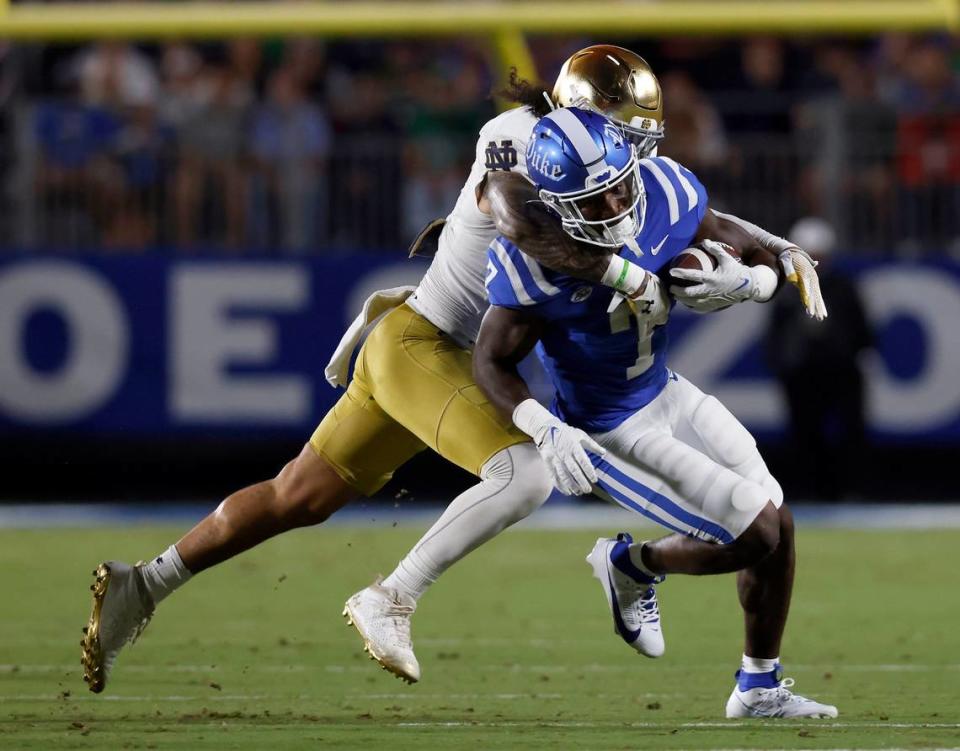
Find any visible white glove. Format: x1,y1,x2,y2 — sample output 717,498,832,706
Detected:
512,399,606,496
670,240,777,311
779,248,828,320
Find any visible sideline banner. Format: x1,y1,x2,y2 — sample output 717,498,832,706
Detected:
1,255,958,442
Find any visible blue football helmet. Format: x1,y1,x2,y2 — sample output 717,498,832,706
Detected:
526,106,645,248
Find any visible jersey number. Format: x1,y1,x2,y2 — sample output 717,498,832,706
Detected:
484,140,518,171
609,303,654,380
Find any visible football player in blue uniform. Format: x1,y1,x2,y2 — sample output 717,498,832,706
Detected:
475,106,838,719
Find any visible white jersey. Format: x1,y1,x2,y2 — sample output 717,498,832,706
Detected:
407,106,537,347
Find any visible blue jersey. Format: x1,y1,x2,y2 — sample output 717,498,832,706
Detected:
485,156,708,433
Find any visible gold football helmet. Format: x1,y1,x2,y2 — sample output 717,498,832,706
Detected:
553,45,664,156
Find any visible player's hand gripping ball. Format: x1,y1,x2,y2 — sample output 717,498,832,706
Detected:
667,241,742,312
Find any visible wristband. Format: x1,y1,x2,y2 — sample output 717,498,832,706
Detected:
749,264,779,302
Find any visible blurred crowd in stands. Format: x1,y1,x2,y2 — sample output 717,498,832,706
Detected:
0,33,958,254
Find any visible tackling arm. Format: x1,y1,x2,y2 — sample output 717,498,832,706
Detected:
478,172,610,281
478,172,658,304
473,305,605,496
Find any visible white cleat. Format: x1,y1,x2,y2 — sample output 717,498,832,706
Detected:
81,561,155,693
343,577,420,684
585,533,665,658
726,674,839,719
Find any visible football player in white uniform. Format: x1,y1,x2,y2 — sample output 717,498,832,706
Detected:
81,46,824,698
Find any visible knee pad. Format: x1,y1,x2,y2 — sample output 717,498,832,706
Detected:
738,459,784,509
761,474,784,507
690,395,757,469
481,443,553,512
730,477,769,513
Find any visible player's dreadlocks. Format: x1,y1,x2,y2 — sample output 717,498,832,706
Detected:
497,68,554,117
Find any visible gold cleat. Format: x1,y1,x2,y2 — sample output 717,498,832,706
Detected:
81,564,112,693
80,561,154,694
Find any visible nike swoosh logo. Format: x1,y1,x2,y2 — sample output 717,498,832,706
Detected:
734,278,750,291
607,570,642,644
649,237,668,256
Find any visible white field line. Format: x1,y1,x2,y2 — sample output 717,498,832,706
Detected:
4,636,960,653
393,721,960,730
1,706,958,732
0,637,609,648
4,663,960,674
0,694,270,702
0,692,700,703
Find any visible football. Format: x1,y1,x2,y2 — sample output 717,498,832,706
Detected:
668,241,741,290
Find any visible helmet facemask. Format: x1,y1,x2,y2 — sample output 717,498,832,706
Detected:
619,116,665,158
570,96,664,157
538,151,647,248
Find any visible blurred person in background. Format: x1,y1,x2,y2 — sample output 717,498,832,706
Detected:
396,43,491,244
33,74,122,248
726,37,795,137
228,38,264,95
74,41,159,113
326,63,401,248
721,37,798,233
765,218,873,501
795,44,897,252
659,70,728,177
401,138,462,243
158,42,205,131
283,37,327,99
889,37,960,255
171,56,251,250
106,101,173,249
71,41,172,250
249,65,332,252
35,41,161,249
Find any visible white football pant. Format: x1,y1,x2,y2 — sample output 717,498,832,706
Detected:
591,373,783,542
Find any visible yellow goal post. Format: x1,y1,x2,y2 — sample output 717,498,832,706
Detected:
0,1,956,105
1,1,957,39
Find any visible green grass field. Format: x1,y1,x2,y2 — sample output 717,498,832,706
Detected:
1,524,958,750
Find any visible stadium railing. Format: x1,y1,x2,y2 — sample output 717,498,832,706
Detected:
5,101,952,256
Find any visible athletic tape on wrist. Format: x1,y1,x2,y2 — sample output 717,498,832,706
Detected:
602,256,646,296
512,398,555,440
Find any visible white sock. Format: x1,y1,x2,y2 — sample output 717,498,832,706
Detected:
138,544,192,605
381,548,440,602
741,654,779,673
381,443,552,602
